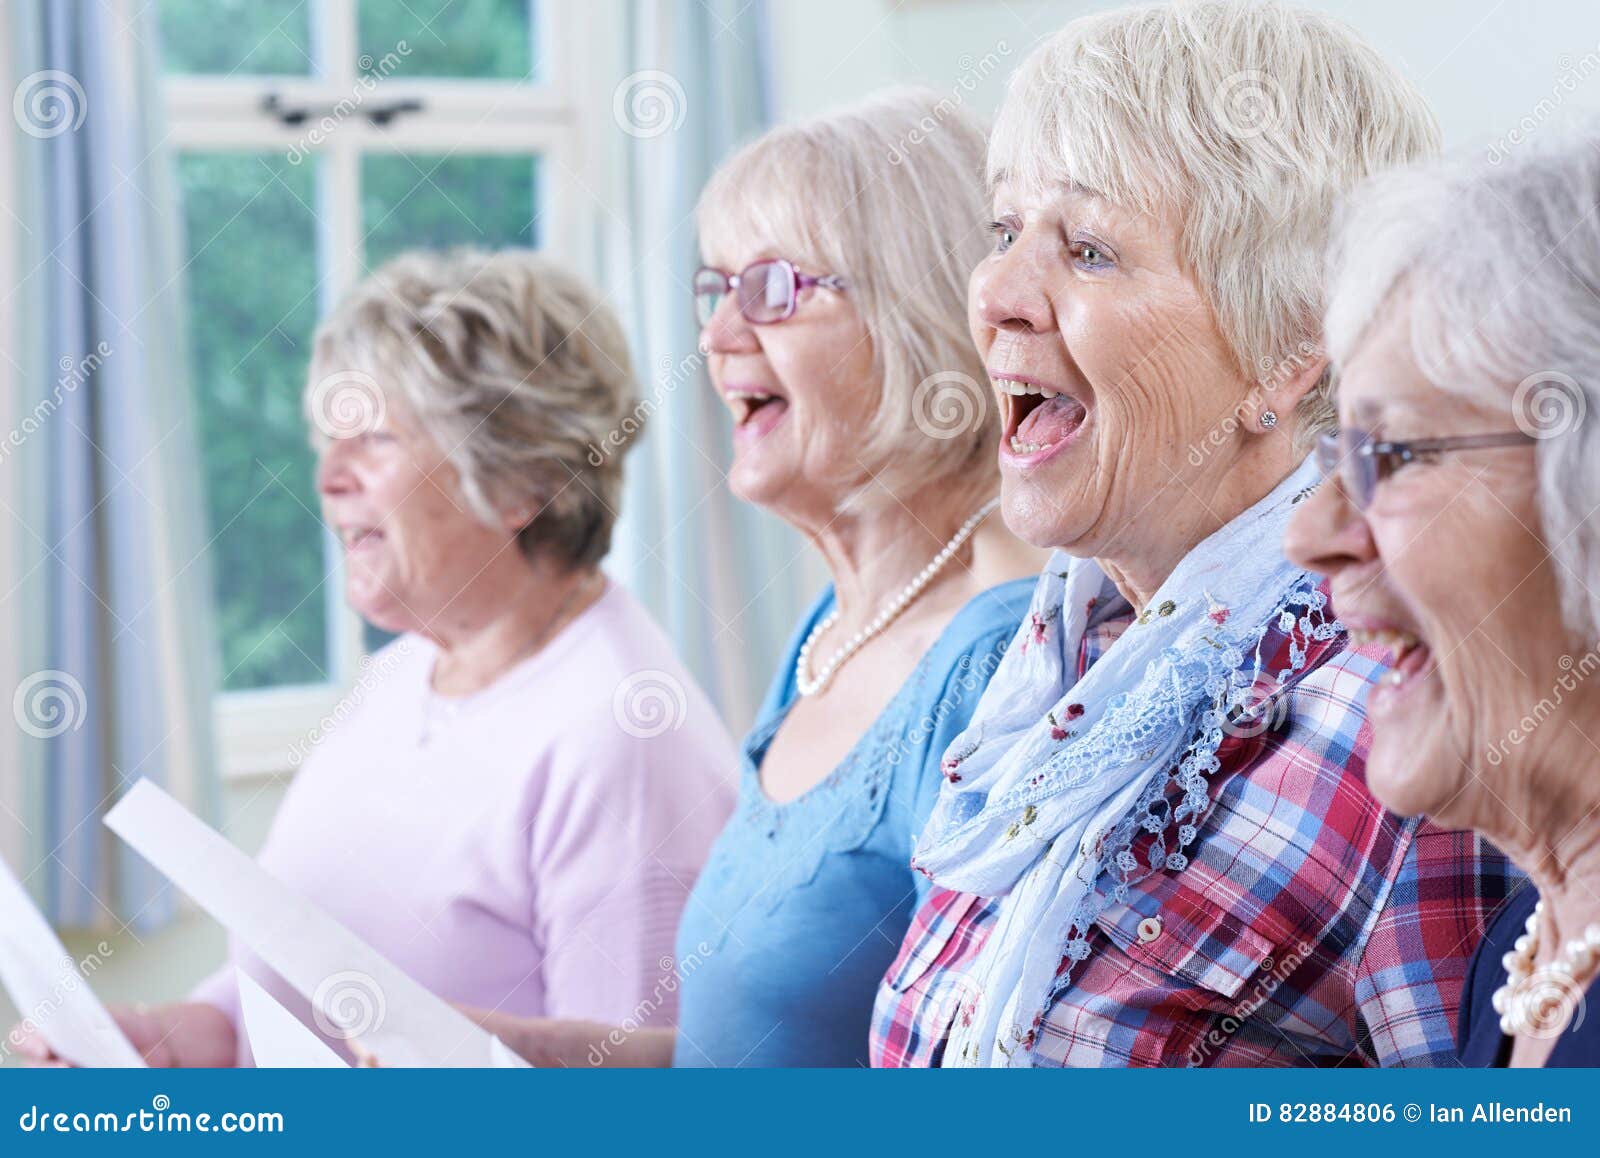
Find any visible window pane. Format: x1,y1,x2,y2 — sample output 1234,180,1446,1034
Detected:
159,0,313,76
359,0,536,81
177,153,328,690
361,153,540,268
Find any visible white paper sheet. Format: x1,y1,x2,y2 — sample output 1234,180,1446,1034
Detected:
106,778,513,1067
0,851,145,1068
237,971,348,1068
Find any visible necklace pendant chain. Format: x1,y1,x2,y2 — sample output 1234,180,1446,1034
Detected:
795,498,1000,698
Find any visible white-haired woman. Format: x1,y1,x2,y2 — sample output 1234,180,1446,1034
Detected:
871,1,1515,1068
1287,127,1600,1067
472,90,1044,1067
13,250,737,1066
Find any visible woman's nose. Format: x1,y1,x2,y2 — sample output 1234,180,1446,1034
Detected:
699,294,760,356
1283,472,1377,581
971,238,1056,334
316,439,356,496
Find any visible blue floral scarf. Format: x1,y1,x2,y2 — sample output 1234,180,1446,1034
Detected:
912,456,1334,1066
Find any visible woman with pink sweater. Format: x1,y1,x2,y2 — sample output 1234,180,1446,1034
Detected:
14,249,736,1065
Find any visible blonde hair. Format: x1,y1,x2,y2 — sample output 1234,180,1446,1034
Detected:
989,0,1439,445
307,248,639,568
697,86,995,507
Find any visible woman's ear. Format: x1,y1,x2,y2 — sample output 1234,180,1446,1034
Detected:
1259,349,1329,434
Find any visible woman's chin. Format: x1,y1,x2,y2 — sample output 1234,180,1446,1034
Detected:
344,579,408,635
1000,473,1089,552
1364,721,1463,821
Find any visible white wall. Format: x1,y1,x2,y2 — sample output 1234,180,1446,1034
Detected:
771,0,1600,147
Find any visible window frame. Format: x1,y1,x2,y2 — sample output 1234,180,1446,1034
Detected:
162,0,593,779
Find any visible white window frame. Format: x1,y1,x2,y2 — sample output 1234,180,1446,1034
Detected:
161,0,596,780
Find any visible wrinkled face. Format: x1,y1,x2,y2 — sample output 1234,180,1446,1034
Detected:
316,396,521,634
1284,307,1561,825
969,181,1244,555
697,241,878,517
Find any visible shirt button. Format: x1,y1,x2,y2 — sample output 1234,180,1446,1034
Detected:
1136,916,1163,943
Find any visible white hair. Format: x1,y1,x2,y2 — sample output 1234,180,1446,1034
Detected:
1325,123,1600,641
697,86,996,508
989,0,1439,445
308,248,640,569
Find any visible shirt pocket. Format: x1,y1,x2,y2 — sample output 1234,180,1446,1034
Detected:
1088,889,1283,1065
884,890,982,994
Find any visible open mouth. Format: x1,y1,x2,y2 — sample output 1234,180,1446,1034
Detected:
340,525,385,551
1348,626,1436,708
724,388,790,442
997,376,1089,463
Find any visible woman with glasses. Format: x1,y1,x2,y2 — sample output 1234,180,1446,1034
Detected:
469,89,1042,1067
1287,128,1600,1067
869,1,1512,1069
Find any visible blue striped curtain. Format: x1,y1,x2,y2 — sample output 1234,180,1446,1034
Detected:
4,0,218,930
604,0,812,735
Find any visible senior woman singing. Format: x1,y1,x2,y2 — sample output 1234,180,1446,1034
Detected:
15,249,736,1066
473,90,1042,1068
871,1,1515,1069
1288,129,1600,1067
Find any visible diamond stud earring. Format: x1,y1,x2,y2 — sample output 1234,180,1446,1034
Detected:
1259,409,1279,430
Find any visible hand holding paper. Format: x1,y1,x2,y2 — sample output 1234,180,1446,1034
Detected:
0,850,145,1068
106,778,529,1068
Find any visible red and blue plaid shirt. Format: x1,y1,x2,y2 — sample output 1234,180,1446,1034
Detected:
871,584,1518,1067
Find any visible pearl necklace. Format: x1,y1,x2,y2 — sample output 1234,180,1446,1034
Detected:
795,497,1000,698
1492,899,1600,1038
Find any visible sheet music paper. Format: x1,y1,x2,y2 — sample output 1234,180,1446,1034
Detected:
106,778,513,1067
0,850,145,1068
237,971,347,1068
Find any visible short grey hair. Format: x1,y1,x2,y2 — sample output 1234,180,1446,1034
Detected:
308,249,639,569
1325,124,1600,641
697,86,995,507
989,0,1439,447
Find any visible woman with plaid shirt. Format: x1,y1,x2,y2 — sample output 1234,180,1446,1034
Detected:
870,2,1516,1068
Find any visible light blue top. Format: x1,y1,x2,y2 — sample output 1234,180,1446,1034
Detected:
672,578,1034,1067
